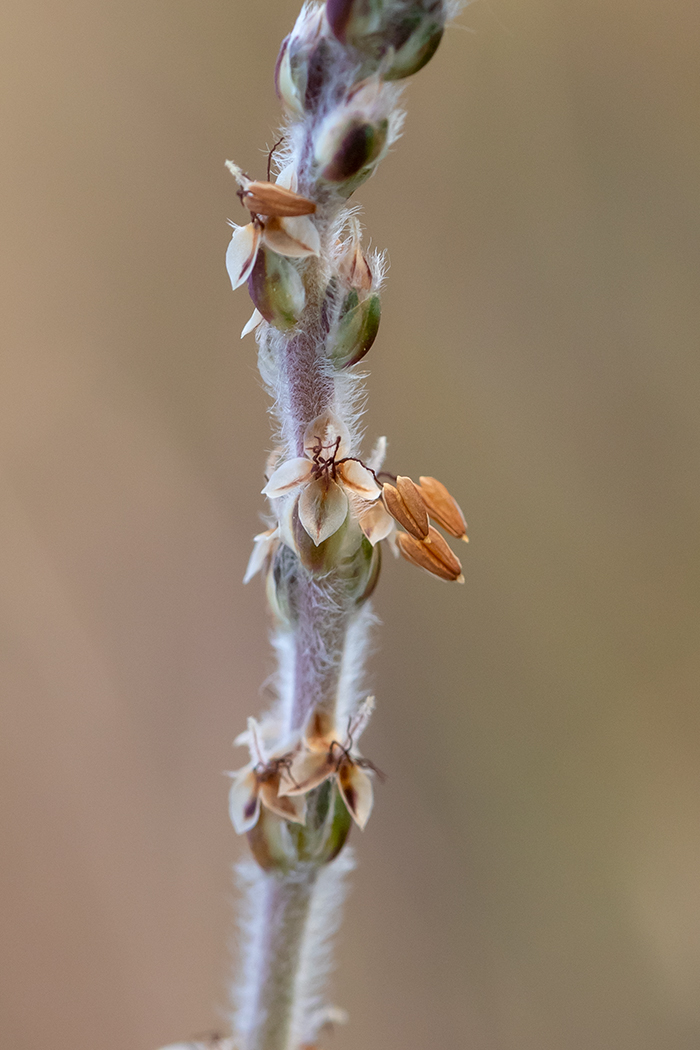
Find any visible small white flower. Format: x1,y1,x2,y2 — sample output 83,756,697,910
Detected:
225,165,320,290
279,697,377,830
228,717,305,835
262,411,382,545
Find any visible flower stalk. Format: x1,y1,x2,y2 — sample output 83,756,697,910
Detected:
162,2,466,1048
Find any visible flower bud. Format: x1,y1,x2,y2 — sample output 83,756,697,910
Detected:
274,35,304,117
397,525,464,582
274,5,332,116
330,289,381,367
316,115,388,183
382,476,429,539
288,499,348,574
325,0,447,80
418,475,468,541
383,12,444,80
247,776,352,872
265,543,301,628
247,246,306,330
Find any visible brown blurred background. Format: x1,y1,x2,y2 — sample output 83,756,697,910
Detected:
1,1,700,1048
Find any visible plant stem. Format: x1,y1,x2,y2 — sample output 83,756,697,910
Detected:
240,870,317,1050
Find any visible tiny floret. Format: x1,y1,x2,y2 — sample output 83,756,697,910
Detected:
280,697,378,829
262,411,381,545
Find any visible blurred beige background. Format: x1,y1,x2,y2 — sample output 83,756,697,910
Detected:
1,1,700,1048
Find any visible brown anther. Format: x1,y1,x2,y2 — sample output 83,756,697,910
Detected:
240,180,317,217
397,526,464,583
418,475,468,541
382,476,429,540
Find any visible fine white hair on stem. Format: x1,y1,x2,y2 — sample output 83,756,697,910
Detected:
232,862,317,1048
231,852,353,1050
335,601,379,730
289,849,355,1048
269,626,296,731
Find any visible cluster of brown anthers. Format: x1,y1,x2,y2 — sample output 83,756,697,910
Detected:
383,473,467,583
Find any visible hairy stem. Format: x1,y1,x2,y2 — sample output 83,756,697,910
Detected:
291,581,349,732
237,869,317,1050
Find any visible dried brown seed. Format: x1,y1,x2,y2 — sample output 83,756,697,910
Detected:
397,526,464,583
382,476,429,540
418,475,468,541
241,180,317,217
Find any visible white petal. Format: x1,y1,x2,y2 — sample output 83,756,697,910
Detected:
275,163,297,191
241,307,263,338
263,215,320,258
277,493,299,551
259,779,306,824
303,411,352,460
279,750,335,796
226,223,261,289
366,434,387,472
228,768,261,834
338,760,374,830
262,458,313,498
243,528,279,584
298,478,348,545
357,500,395,545
338,459,381,500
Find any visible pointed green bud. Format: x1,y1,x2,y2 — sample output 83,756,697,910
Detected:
330,290,381,367
248,246,306,331
383,14,444,80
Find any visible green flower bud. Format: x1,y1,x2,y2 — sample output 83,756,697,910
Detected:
246,779,352,873
290,780,353,865
326,0,447,81
248,246,305,331
265,543,300,628
330,289,381,367
383,14,444,79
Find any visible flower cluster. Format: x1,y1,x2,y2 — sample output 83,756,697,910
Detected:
229,698,378,835
242,408,468,593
